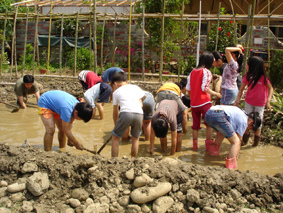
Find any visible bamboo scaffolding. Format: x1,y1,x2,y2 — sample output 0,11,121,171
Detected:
10,6,18,79
112,14,117,66
47,0,53,76
22,7,29,75
141,2,145,81
0,10,7,77
32,8,39,76
74,12,79,76
88,8,92,70
242,5,252,76
159,0,165,82
93,0,97,73
267,0,271,68
101,10,106,73
127,0,133,80
59,13,64,76
178,0,185,81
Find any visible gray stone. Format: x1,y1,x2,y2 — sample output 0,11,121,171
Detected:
202,206,219,213
26,172,49,196
0,197,12,208
22,201,34,212
7,183,26,193
238,209,259,213
186,189,200,203
71,188,89,201
65,208,75,213
0,188,7,198
152,196,174,213
0,181,8,187
68,198,81,208
0,207,11,213
110,202,125,213
125,168,135,180
160,158,180,167
21,162,38,173
99,196,110,204
85,198,94,206
131,182,172,204
141,204,151,213
127,204,142,213
133,173,153,188
229,189,241,200
118,196,129,206
84,203,109,213
9,192,24,202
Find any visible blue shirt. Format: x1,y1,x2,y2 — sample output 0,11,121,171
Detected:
38,90,79,123
101,67,124,83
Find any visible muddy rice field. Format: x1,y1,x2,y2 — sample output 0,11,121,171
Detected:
0,74,282,213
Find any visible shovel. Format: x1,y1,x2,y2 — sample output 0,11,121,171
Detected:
82,135,112,155
0,100,20,113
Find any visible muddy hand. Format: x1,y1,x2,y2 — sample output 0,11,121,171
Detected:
75,142,84,150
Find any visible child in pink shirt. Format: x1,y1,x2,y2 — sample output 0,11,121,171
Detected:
236,56,273,146
186,52,222,151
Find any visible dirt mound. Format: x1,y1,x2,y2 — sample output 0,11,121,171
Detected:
0,144,282,212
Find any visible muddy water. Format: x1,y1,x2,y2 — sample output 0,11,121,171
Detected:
1,100,282,176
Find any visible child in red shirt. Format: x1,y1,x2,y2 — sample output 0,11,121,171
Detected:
186,52,222,151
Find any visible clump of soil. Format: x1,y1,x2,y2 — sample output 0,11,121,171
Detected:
0,143,282,212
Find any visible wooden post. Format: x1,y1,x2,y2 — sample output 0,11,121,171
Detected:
93,0,97,73
178,0,185,81
248,0,256,59
47,0,53,76
0,10,7,77
32,8,39,76
159,0,165,82
10,6,19,79
89,10,92,70
112,14,117,67
101,11,106,74
215,2,221,52
59,13,64,76
128,0,133,80
142,3,145,81
22,7,29,75
229,0,237,44
242,5,252,76
74,12,79,76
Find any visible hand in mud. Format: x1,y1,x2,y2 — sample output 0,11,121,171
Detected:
67,139,75,147
75,142,84,151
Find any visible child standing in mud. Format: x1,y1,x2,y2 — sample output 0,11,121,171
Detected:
186,52,222,151
235,56,273,146
110,72,145,157
78,70,102,91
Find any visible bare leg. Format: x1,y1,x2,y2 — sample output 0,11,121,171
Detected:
122,127,130,141
40,115,55,151
176,133,182,152
54,119,66,148
227,133,241,159
206,126,213,140
142,120,151,141
131,137,139,157
112,135,120,157
192,129,198,141
160,137,167,152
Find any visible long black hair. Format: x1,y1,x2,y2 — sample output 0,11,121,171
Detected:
197,52,214,69
232,50,243,73
246,56,268,90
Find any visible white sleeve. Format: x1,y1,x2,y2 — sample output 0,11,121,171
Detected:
186,75,191,91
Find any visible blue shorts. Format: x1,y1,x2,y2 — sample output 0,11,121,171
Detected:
220,88,238,105
205,109,235,138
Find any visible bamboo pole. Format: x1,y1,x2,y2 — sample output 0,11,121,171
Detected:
101,10,106,74
74,12,79,76
59,13,64,76
32,8,39,76
229,0,237,44
248,0,257,59
112,14,117,66
22,7,29,76
267,0,271,68
47,0,53,76
142,2,145,81
159,0,165,82
196,0,202,66
93,0,97,73
215,2,221,52
0,10,7,77
178,0,185,81
242,5,252,76
127,0,133,80
89,9,92,70
10,6,18,79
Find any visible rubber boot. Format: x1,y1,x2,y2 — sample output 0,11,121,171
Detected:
225,157,237,169
252,135,261,147
209,143,220,156
193,140,198,150
241,133,250,146
205,139,214,152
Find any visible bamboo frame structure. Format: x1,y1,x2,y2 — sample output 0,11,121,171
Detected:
1,0,283,80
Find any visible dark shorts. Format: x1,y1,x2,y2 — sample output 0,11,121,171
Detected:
112,112,143,138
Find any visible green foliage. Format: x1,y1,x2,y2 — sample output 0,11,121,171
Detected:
272,91,283,117
134,0,190,62
0,0,32,40
18,44,35,70
269,50,283,89
53,19,84,37
66,47,93,70
207,7,240,53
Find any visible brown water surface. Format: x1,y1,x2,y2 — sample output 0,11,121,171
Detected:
1,100,282,176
